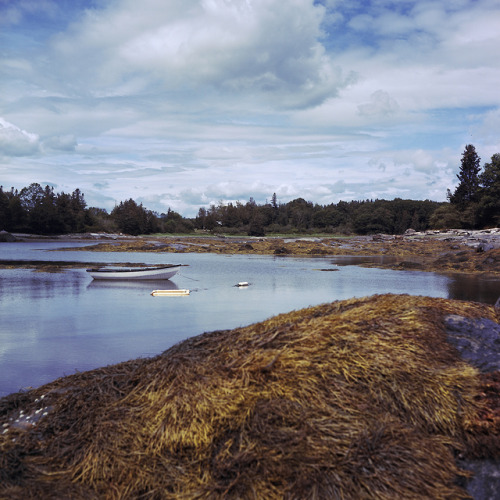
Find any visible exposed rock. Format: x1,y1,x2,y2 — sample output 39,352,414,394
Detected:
273,246,290,255
0,230,16,242
458,460,500,500
445,315,500,372
239,243,254,251
397,261,423,269
372,233,393,241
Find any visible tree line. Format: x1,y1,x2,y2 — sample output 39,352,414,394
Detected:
194,196,443,236
0,184,90,235
0,183,443,236
1,145,498,237
0,184,193,236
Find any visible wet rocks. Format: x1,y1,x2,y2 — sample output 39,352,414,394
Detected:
273,246,290,255
396,261,424,270
239,243,254,251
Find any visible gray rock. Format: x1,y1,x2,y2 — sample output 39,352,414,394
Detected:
444,315,500,372
458,459,500,500
444,314,500,499
0,230,16,242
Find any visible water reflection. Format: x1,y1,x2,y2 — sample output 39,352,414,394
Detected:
329,255,399,266
446,274,500,304
87,279,180,292
0,269,82,300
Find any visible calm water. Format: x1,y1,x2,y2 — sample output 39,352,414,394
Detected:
1,241,499,397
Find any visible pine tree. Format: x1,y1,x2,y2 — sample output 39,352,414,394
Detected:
477,153,500,227
449,144,481,206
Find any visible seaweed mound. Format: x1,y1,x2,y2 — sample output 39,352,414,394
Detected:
1,294,499,499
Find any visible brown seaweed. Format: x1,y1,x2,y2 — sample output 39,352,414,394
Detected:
1,294,499,499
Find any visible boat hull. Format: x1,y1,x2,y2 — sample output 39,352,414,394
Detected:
86,265,181,281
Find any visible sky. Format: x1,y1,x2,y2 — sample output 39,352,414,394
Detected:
1,0,499,217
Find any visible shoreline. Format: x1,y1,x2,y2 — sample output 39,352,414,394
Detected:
3,228,500,277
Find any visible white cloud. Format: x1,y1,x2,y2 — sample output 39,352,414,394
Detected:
42,135,77,152
358,90,399,117
49,0,348,108
0,118,40,156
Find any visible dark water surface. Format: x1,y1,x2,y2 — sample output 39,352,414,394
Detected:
1,242,499,397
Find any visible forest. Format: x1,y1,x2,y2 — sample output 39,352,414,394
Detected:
1,146,499,237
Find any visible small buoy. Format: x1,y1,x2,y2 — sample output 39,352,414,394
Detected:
236,282,249,287
151,289,190,296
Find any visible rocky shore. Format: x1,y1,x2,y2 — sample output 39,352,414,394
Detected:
31,227,500,277
2,228,500,279
91,227,498,277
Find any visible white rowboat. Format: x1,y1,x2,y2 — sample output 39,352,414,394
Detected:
86,265,182,281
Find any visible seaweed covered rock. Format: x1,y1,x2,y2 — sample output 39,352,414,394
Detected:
1,294,500,499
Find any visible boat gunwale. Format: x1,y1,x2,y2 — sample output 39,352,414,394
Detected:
86,264,183,273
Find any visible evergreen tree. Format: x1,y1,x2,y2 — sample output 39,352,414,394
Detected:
0,186,10,230
39,185,59,234
449,144,481,207
271,192,278,210
69,188,87,232
7,189,25,231
111,199,144,235
55,193,74,233
477,153,500,227
110,198,159,235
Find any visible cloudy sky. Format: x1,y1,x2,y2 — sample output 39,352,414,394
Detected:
1,0,499,216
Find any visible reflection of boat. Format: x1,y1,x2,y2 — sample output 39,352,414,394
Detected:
86,265,182,281
87,279,180,292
